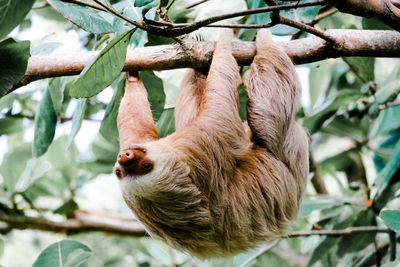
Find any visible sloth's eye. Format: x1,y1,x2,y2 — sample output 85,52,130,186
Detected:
142,162,152,171
115,168,122,178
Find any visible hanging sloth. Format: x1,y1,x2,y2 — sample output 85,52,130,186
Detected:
114,29,309,258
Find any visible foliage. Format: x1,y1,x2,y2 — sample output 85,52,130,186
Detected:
0,0,399,266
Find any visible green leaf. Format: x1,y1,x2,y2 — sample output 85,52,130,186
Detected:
371,105,400,137
70,28,136,98
381,260,400,267
54,199,79,215
309,61,332,109
32,240,91,267
0,0,35,39
337,209,375,257
100,77,125,143
303,89,363,134
135,0,155,7
307,236,340,267
47,0,114,34
156,108,175,138
0,117,23,135
0,142,31,193
31,42,63,56
253,251,293,267
344,57,375,82
380,210,400,232
299,199,343,217
141,71,165,122
374,138,400,193
0,38,30,98
67,98,87,149
33,87,58,157
15,158,51,192
49,77,66,116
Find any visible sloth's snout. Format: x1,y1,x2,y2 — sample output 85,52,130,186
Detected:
118,149,135,166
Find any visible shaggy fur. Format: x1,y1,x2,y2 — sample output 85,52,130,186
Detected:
115,29,309,258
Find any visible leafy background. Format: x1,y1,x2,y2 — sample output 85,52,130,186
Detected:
0,0,400,266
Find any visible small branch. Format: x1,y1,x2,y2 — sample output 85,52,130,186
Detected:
239,240,280,267
279,15,336,44
140,0,326,36
309,8,338,25
389,230,396,261
57,0,106,13
185,0,209,9
287,226,391,237
309,153,328,194
379,102,400,110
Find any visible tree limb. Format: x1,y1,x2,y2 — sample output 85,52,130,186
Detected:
0,211,147,237
9,29,400,94
0,211,391,238
326,0,400,31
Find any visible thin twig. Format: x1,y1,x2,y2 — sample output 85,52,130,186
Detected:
185,0,209,9
379,102,400,110
309,8,338,25
59,0,106,13
279,15,336,44
141,0,327,36
287,226,391,237
389,230,396,261
239,240,281,267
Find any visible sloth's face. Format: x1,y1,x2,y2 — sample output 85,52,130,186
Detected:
114,142,190,199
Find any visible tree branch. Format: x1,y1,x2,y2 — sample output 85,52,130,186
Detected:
0,211,391,239
9,29,400,94
0,211,147,236
326,0,400,31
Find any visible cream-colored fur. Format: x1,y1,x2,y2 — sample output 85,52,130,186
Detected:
116,29,309,258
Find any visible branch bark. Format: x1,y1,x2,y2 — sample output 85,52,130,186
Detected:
0,211,147,237
327,0,400,31
10,29,400,93
0,211,391,238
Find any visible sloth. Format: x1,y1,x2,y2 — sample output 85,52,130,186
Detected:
114,29,309,258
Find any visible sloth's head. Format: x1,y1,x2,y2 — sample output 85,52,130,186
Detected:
114,141,192,200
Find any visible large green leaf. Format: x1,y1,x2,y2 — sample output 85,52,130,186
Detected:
142,71,165,122
33,87,58,157
48,77,66,116
0,0,35,39
0,38,30,98
15,158,51,192
344,57,375,82
374,138,400,194
100,77,125,143
299,199,343,217
47,0,114,34
337,209,376,257
156,108,175,138
0,142,31,193
370,105,400,137
67,98,87,149
253,251,293,267
0,117,23,135
380,210,400,232
32,240,91,267
303,89,362,134
70,28,136,98
309,61,332,109
246,0,320,35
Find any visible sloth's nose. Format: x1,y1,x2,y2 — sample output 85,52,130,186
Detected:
118,149,135,166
